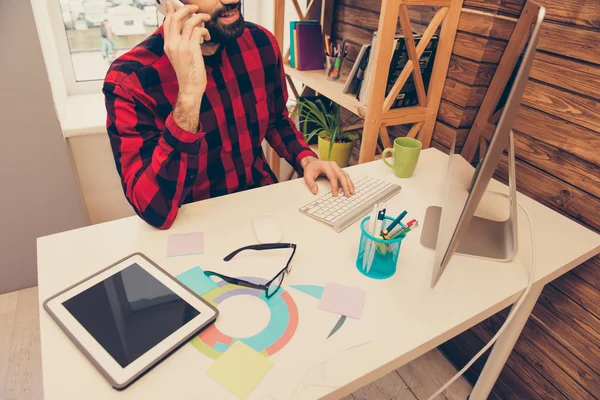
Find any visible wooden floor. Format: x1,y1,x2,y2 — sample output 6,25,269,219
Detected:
0,288,471,400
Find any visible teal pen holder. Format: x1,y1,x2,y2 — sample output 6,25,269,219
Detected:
356,216,405,280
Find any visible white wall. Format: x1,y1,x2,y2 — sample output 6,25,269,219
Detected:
0,0,87,293
30,0,68,123
68,134,135,224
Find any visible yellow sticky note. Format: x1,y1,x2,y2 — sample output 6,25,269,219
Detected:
206,341,274,399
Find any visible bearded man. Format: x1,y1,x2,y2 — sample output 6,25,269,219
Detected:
103,0,354,229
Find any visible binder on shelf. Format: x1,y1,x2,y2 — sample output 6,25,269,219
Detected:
347,31,439,109
354,46,371,101
289,20,320,68
296,23,326,71
343,44,369,94
386,34,439,108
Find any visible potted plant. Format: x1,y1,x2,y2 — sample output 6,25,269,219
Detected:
293,99,358,168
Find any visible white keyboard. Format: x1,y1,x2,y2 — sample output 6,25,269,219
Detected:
299,176,401,232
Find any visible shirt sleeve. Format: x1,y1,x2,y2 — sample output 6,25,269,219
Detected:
104,81,203,229
264,40,318,175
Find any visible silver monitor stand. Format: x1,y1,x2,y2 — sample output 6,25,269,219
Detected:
420,131,518,263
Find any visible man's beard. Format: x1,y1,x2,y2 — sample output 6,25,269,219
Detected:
205,2,245,44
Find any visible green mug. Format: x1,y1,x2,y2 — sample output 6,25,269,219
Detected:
382,137,422,178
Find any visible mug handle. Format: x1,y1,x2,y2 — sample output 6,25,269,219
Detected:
382,148,395,169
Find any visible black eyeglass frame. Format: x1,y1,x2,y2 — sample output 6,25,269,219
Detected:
204,243,297,298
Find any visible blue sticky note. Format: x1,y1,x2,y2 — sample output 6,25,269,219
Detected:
176,266,218,296
291,285,324,300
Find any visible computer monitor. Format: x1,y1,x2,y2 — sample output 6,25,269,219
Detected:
420,5,546,288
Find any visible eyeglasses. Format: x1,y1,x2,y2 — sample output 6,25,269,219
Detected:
204,243,297,298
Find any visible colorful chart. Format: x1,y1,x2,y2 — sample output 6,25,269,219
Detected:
191,278,299,360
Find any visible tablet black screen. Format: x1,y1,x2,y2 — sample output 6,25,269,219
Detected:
63,263,200,368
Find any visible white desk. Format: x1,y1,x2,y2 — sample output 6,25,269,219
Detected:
37,148,600,400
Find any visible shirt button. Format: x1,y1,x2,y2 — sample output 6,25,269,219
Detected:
189,174,196,180
194,139,201,146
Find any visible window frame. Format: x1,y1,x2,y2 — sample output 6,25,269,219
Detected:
46,0,262,96
47,0,104,94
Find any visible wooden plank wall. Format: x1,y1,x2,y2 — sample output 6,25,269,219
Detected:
331,0,600,398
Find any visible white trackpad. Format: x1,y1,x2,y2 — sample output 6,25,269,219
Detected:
252,215,282,243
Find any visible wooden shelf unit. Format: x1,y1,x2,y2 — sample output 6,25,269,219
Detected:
284,62,366,116
270,0,464,177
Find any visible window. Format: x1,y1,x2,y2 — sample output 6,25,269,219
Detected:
44,0,266,95
57,0,160,83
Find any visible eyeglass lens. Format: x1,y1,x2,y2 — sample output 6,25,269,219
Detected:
266,272,285,297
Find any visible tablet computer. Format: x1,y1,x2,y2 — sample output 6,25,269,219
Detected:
43,253,218,390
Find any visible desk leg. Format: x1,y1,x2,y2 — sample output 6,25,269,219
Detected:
470,282,544,400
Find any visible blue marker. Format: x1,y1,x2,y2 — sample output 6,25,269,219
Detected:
382,210,407,236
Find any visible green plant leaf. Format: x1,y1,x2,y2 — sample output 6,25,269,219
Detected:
303,100,329,128
326,114,340,141
328,128,335,159
305,128,324,143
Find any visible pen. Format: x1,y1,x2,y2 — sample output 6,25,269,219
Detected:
367,203,386,273
383,225,403,240
385,219,416,240
362,204,379,270
391,220,418,239
382,210,407,236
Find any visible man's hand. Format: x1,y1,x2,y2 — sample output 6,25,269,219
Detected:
163,2,211,132
301,156,355,197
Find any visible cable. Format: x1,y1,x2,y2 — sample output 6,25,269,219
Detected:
425,194,537,400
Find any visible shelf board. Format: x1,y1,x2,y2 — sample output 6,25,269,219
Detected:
381,106,428,126
284,63,366,117
285,63,431,128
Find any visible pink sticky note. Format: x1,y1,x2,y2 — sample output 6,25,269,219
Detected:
167,232,205,257
318,282,365,319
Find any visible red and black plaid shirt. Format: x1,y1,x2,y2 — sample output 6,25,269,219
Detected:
104,23,316,229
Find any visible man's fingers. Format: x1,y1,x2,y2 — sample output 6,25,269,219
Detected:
166,0,174,15
339,168,355,195
181,14,202,39
190,27,211,46
163,2,173,40
324,164,340,196
200,27,211,43
304,173,319,195
332,163,352,196
169,4,198,40
347,171,355,195
191,14,211,44
173,4,199,22
197,13,212,23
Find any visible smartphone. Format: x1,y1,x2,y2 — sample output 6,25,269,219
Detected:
156,0,186,17
156,0,205,42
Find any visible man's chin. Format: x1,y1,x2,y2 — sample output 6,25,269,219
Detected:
209,18,245,42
